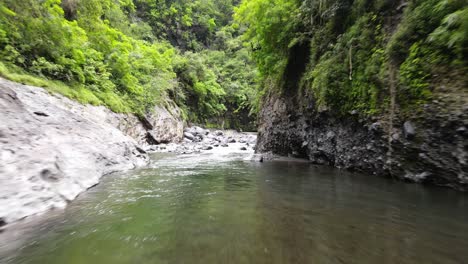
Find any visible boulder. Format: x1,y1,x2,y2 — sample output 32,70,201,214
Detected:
191,126,205,136
143,104,184,144
184,132,195,140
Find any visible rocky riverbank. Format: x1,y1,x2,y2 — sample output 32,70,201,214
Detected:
0,77,258,228
256,89,468,191
0,78,183,226
145,126,257,155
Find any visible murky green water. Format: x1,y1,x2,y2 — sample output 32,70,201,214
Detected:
1,152,468,264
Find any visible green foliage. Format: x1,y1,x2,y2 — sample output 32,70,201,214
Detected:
173,51,226,122
399,42,432,104
429,6,468,64
0,0,179,114
387,0,466,64
0,0,258,129
0,61,105,108
173,34,258,127
237,0,468,116
134,0,239,51
235,0,300,78
306,13,386,114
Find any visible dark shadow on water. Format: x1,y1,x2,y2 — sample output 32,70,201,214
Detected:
1,154,468,264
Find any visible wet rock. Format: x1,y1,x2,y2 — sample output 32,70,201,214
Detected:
404,171,431,183
456,126,466,134
214,130,224,136
228,138,236,143
240,147,247,151
255,84,467,191
326,131,335,139
369,122,381,132
252,154,263,162
403,121,416,139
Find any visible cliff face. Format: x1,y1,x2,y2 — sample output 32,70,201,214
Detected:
256,89,468,190
248,0,467,191
0,78,183,225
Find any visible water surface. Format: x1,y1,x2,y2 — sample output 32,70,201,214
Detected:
1,152,468,264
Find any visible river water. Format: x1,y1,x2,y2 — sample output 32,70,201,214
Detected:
1,152,468,264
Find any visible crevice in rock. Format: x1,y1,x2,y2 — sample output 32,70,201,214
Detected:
282,40,311,96
138,116,154,130
146,132,159,145
33,111,49,117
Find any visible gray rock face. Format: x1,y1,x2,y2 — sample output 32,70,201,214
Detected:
256,90,468,191
104,106,183,146
0,78,183,225
145,104,184,144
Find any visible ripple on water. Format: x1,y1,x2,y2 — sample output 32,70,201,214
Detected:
1,153,468,264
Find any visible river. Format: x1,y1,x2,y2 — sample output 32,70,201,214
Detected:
1,151,468,263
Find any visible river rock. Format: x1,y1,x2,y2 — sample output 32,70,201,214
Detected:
403,121,416,139
185,126,205,136
369,122,381,132
0,78,184,225
105,105,182,146
456,126,466,135
184,132,195,140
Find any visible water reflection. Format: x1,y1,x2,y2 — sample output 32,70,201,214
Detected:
1,153,467,264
